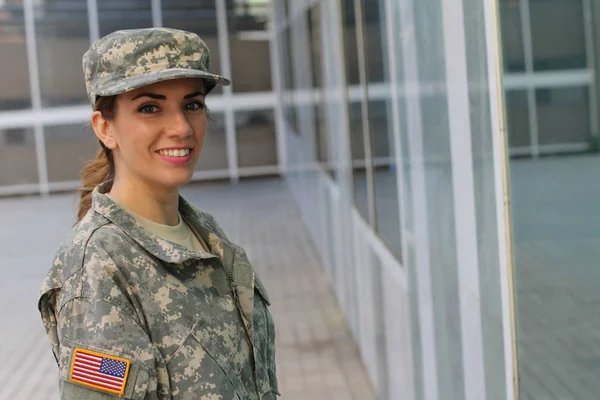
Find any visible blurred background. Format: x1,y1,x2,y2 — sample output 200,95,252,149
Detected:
1,0,599,399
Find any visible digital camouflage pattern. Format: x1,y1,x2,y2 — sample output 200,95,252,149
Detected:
82,28,231,105
38,182,278,399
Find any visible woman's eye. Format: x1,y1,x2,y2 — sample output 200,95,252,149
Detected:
185,101,205,111
139,104,159,114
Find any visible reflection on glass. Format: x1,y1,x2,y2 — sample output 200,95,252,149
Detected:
163,1,223,95
34,0,90,107
530,0,586,70
235,109,277,168
228,1,272,92
98,0,152,38
0,128,38,185
499,0,526,72
0,2,32,111
46,124,99,182
509,2,597,399
505,90,531,148
511,152,600,400
536,86,590,145
197,112,227,171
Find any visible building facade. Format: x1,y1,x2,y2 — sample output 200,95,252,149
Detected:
1,1,599,399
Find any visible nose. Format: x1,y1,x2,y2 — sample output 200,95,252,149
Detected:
166,109,193,138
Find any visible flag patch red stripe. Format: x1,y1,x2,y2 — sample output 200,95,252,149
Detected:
77,353,102,362
72,367,124,384
74,359,101,369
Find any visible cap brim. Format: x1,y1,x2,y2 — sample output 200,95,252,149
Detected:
95,68,231,99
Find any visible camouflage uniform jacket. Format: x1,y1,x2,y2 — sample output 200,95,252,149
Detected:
38,183,279,400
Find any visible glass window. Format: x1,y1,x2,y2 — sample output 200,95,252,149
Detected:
363,0,401,260
228,0,272,93
506,90,531,148
0,127,38,186
308,4,331,174
98,0,152,38
34,0,90,107
196,111,227,171
530,0,586,70
464,2,509,398
281,0,288,21
341,0,360,85
281,24,297,133
370,100,401,259
235,109,277,168
536,86,590,145
413,0,465,397
289,14,311,137
342,0,369,221
45,123,99,182
348,100,369,220
499,0,526,72
362,4,384,83
163,1,223,95
0,1,32,111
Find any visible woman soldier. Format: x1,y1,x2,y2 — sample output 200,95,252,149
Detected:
38,28,279,400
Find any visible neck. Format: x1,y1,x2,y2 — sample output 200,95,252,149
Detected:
109,175,180,226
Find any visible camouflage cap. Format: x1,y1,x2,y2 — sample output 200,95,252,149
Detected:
83,27,230,105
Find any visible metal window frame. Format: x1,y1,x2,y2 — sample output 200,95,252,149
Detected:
87,0,99,42
216,0,239,183
396,0,440,397
23,0,49,196
151,0,163,28
485,0,519,398
441,0,487,398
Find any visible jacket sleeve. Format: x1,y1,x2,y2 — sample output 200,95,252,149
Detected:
55,297,159,400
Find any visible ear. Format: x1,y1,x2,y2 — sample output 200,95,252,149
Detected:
91,111,118,150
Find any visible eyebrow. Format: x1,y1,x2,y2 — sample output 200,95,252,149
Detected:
131,91,205,101
184,91,205,99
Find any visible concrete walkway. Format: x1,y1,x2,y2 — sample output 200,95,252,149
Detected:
0,178,375,400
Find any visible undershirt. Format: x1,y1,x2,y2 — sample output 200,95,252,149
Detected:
106,193,209,253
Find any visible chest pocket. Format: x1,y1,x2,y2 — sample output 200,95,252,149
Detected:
166,296,254,400
253,279,280,398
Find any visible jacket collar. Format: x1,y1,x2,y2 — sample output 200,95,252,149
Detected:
91,182,228,266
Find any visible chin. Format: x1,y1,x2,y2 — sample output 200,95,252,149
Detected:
157,171,194,189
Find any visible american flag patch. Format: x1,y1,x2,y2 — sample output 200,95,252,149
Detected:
69,348,131,396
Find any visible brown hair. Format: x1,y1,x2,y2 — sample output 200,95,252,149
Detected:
76,96,117,222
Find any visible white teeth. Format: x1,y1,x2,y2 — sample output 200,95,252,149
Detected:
158,149,190,157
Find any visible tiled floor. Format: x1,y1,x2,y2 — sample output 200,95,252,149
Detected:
0,178,375,400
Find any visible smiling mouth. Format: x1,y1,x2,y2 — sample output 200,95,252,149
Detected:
156,148,192,157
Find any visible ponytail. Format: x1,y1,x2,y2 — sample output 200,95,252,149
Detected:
76,96,117,223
